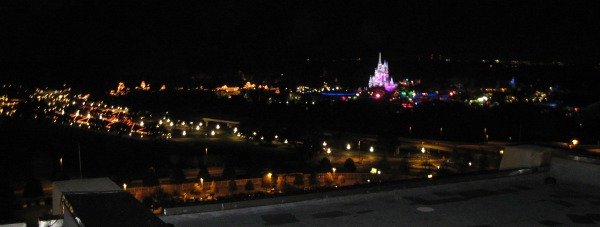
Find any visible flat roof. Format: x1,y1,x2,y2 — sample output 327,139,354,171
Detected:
162,173,600,226
54,178,121,192
63,191,170,227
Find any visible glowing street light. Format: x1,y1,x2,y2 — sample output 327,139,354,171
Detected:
332,168,336,174
369,146,374,153
233,127,238,133
196,125,200,131
326,148,331,154
253,132,257,136
260,136,264,140
169,122,174,127
284,139,288,144
267,172,272,178
140,121,144,127
499,150,504,155
182,130,187,136
427,174,433,179
346,143,351,150
159,120,163,125
274,135,278,139
123,183,127,190
210,130,215,136
468,162,472,167
215,124,220,130
572,139,579,146
421,147,426,153
322,141,327,147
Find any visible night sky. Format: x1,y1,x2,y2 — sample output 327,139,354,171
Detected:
2,0,599,82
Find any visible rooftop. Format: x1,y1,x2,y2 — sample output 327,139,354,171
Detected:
162,172,600,226
63,191,170,227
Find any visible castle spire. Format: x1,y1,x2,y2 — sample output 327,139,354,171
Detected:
378,52,382,65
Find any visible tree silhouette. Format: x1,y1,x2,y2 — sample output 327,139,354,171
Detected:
342,158,357,172
244,180,255,191
318,157,332,173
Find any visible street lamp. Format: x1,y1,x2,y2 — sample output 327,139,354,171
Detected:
421,147,426,153
182,130,187,136
369,146,374,153
322,141,327,147
233,127,238,133
123,183,127,190
326,148,331,154
499,149,504,155
572,139,579,146
210,130,215,136
332,168,336,174
346,143,351,150
216,124,220,130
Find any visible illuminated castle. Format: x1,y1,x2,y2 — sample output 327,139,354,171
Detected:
368,53,397,92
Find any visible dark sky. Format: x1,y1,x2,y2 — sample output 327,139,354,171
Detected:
2,0,599,81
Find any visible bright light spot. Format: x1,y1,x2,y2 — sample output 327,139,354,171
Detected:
237,133,241,137
284,139,288,144
322,141,327,147
369,146,374,152
274,135,278,139
140,121,144,127
267,172,272,178
260,136,264,140
181,122,185,126
210,130,215,136
233,127,238,133
370,168,378,174
196,125,200,131
572,139,579,146
199,122,203,126
375,93,381,99
367,179,371,183
169,122,174,127
253,132,257,136
182,130,187,136
332,168,336,173
123,183,127,190
216,124,220,130
159,120,163,125
499,150,504,155
326,148,331,154
427,174,433,179
377,170,381,175
346,143,351,150
421,147,426,153
468,162,472,166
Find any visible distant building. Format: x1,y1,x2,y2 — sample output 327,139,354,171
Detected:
368,53,397,92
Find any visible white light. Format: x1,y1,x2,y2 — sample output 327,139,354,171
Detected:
346,144,351,150
421,147,426,153
169,122,174,127
326,148,331,154
181,122,186,126
499,150,504,155
427,174,433,179
237,132,241,137
322,141,327,147
140,121,144,127
260,136,264,140
284,139,288,144
253,132,257,136
159,120,163,125
123,183,127,190
369,146,374,152
199,122,203,126
182,130,187,136
216,124,220,130
210,130,215,136
196,125,200,131
468,162,472,166
332,168,336,173
377,170,381,175
233,127,238,133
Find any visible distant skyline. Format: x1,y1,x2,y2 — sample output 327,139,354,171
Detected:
2,0,599,82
